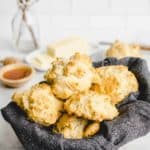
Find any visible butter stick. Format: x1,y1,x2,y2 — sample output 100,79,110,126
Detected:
47,37,90,58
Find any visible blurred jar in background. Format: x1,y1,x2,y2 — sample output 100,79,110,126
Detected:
12,0,40,52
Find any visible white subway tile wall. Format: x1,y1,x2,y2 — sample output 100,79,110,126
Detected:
72,0,109,15
0,0,150,44
35,0,72,15
111,0,150,15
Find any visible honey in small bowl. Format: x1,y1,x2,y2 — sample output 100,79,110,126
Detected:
3,67,32,80
0,64,34,88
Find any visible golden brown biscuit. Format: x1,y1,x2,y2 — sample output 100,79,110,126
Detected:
84,122,100,138
12,90,30,111
64,53,100,86
44,58,66,83
71,52,92,64
12,83,64,126
64,91,118,122
106,40,141,58
94,65,138,104
54,114,88,139
51,73,98,100
47,53,99,100
64,54,94,80
51,76,75,100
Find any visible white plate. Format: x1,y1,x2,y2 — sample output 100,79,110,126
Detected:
25,47,52,72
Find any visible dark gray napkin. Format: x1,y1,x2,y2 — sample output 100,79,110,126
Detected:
1,57,150,150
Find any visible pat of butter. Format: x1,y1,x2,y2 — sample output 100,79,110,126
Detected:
47,37,90,58
32,53,54,70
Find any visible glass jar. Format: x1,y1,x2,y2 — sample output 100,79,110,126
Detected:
12,1,40,52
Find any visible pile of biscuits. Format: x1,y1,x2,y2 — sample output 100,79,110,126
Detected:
12,53,139,139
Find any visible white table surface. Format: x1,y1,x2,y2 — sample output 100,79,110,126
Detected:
0,45,150,150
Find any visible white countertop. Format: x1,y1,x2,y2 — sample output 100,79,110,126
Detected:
0,46,150,150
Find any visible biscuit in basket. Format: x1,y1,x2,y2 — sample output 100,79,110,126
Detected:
46,53,99,100
92,65,139,104
12,83,63,126
64,91,118,121
54,114,88,139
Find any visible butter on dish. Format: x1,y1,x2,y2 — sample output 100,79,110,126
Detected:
47,37,90,58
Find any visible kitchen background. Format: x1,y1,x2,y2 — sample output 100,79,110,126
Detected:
1,0,150,50
0,0,150,150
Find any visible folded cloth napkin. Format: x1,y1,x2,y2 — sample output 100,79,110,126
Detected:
1,57,150,150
